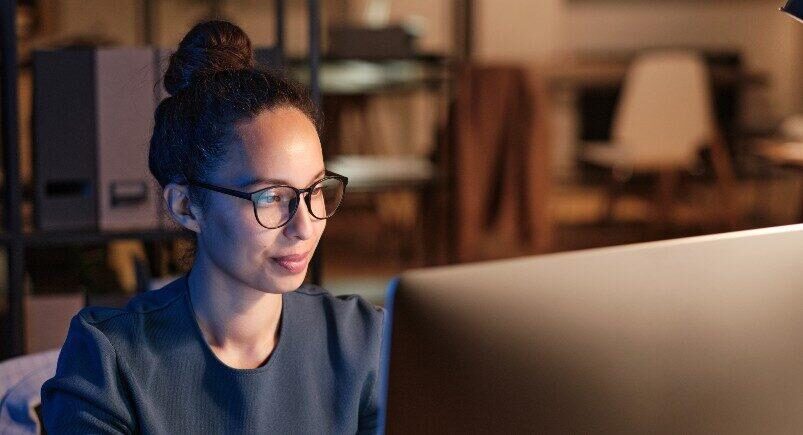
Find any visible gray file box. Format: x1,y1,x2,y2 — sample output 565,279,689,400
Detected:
34,47,159,231
33,49,98,231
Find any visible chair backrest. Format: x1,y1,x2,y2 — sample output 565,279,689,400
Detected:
0,349,60,433
613,51,715,167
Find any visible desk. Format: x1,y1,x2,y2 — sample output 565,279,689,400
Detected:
543,58,767,90
755,140,803,168
755,139,803,221
540,56,768,180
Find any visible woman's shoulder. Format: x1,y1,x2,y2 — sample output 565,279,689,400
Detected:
291,284,385,342
71,274,188,341
292,283,384,318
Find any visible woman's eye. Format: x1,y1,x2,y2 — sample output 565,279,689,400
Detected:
311,187,323,196
257,194,281,205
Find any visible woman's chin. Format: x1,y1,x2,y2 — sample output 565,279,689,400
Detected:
264,271,308,293
264,257,310,291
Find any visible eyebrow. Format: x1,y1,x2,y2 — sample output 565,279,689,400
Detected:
238,169,326,189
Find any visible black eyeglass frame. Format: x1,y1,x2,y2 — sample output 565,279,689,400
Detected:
187,170,349,229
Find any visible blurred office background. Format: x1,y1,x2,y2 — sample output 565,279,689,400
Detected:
1,0,802,359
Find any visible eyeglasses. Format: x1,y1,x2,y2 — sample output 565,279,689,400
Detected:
187,170,348,229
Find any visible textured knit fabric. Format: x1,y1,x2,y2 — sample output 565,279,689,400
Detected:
39,272,385,434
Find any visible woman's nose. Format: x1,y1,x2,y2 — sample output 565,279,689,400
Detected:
283,195,315,240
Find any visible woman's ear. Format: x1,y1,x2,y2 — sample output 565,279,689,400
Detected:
163,183,202,233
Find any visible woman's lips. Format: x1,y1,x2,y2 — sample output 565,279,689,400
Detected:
271,251,310,274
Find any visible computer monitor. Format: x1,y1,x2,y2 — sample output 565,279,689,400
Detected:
379,224,803,433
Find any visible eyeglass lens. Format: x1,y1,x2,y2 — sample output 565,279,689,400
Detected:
253,177,345,228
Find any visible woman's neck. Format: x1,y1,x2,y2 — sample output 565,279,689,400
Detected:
187,254,283,367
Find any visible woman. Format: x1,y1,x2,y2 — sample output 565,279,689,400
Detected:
41,20,384,434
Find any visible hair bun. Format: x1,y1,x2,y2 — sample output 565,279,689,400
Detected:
163,20,254,96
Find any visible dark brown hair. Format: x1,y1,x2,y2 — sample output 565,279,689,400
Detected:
148,20,319,265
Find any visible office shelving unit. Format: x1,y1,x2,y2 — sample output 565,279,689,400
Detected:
0,0,323,359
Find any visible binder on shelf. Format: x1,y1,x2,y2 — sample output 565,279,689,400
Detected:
33,47,160,232
33,49,97,231
97,48,159,231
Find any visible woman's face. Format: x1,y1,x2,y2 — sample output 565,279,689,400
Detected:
195,106,326,294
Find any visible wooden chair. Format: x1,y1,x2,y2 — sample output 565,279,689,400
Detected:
582,51,738,230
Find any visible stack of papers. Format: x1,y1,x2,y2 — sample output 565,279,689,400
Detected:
326,155,436,190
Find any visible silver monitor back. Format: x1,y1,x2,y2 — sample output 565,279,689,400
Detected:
381,225,803,434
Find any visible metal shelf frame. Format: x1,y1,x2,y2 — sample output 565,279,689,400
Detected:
0,0,322,359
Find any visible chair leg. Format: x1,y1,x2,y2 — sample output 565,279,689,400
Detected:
603,178,618,223
653,169,679,233
709,131,739,230
795,186,803,224
601,167,628,223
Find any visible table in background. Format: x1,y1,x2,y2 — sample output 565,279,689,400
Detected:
754,139,803,222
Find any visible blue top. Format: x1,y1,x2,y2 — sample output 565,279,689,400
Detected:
40,272,385,434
